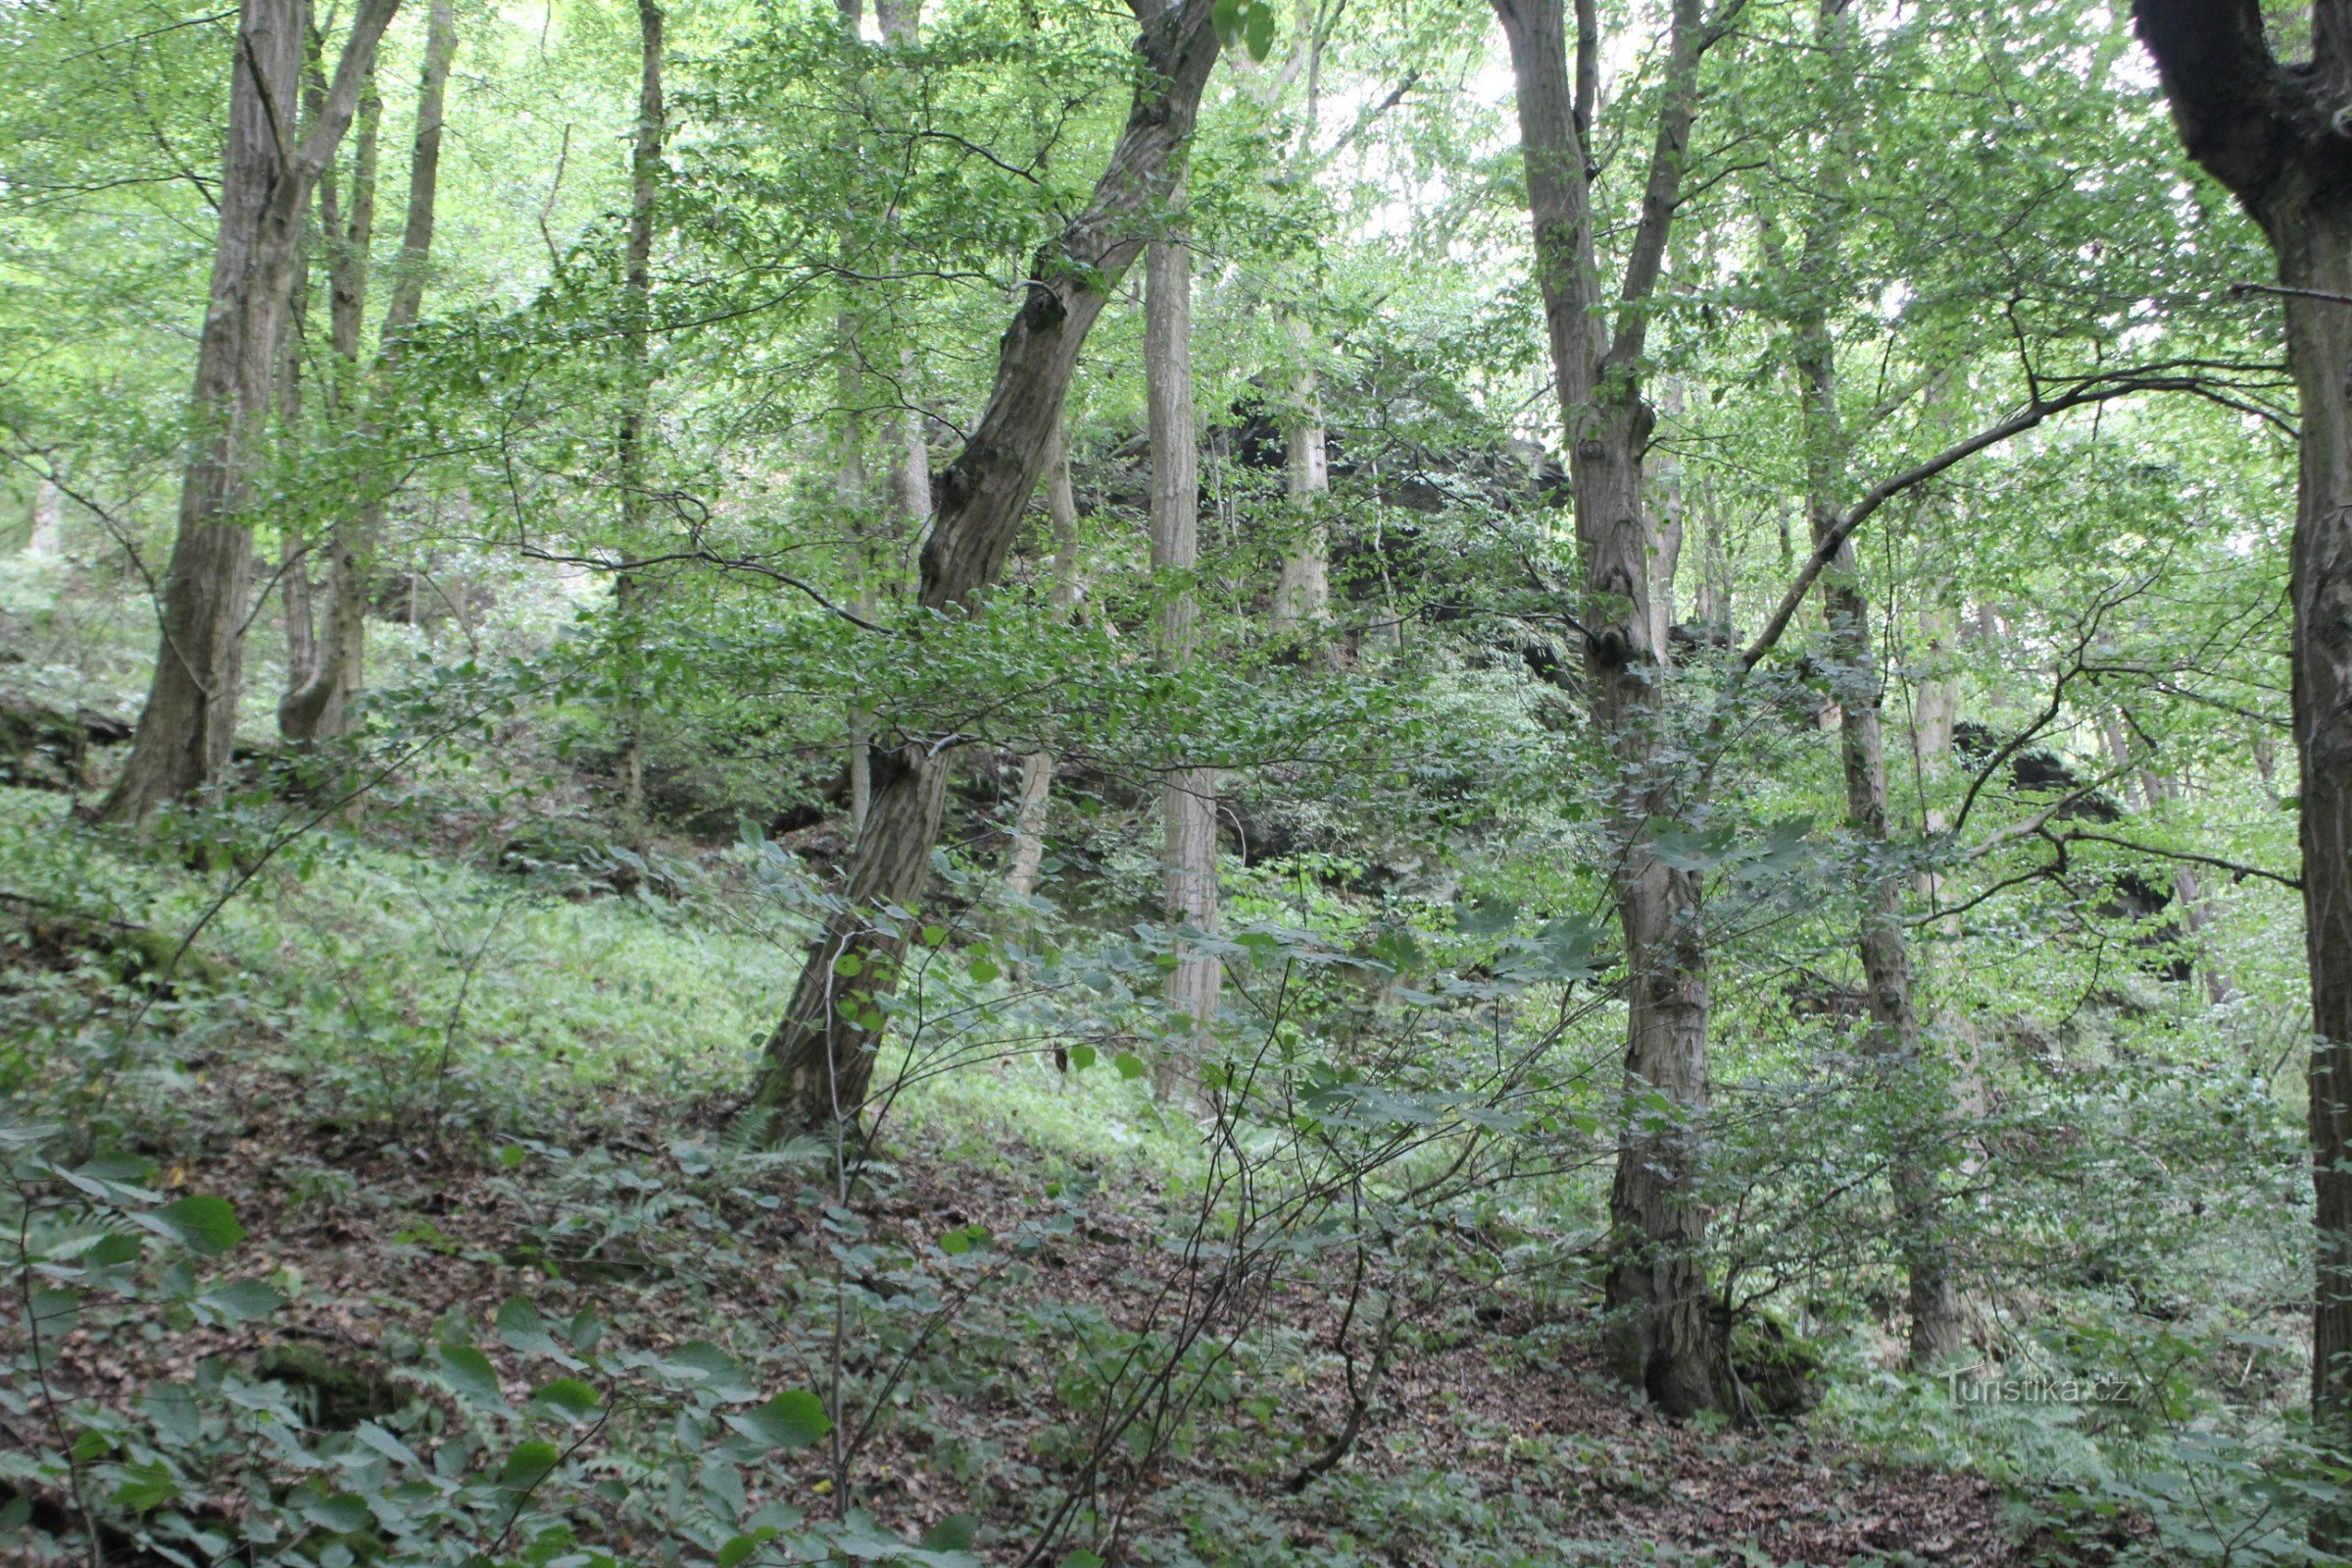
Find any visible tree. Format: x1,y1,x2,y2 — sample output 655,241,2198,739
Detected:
1775,0,1965,1370
100,0,405,822
278,0,456,750
1148,233,1220,1096
2131,0,2352,1496
750,0,1227,1134
1494,0,1740,1416
611,0,665,844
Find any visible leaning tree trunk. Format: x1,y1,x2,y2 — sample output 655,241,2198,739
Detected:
1496,0,1733,1417
102,0,403,821
1148,235,1220,1098
752,0,1225,1132
2132,0,2352,1513
280,0,452,747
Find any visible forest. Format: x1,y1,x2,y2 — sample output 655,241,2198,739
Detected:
0,0,2340,1559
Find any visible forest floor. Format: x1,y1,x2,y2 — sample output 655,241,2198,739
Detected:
17,1051,2033,1568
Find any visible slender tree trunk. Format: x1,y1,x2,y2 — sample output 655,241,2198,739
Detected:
1149,236,1220,1098
1006,409,1082,900
612,0,663,847
26,479,63,558
1649,379,1686,653
1783,0,1963,1372
102,0,402,821
278,262,317,685
752,0,1225,1132
280,0,451,747
837,0,876,845
278,31,326,693
1272,314,1331,638
1496,0,1731,1417
2132,0,2352,1505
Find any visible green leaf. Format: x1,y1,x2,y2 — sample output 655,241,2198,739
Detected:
1067,1043,1097,1071
110,1461,177,1514
497,1296,562,1358
143,1196,244,1256
1244,2,1276,60
967,954,1000,985
435,1342,508,1408
1113,1052,1147,1081
919,924,948,947
832,952,863,977
716,1538,759,1568
497,1144,528,1168
25,1286,78,1339
295,1490,371,1534
920,1515,979,1551
724,1389,831,1450
498,1440,562,1491
198,1278,284,1323
532,1378,601,1421
87,1233,144,1266
1061,1553,1105,1568
1453,895,1518,937
665,1341,758,1401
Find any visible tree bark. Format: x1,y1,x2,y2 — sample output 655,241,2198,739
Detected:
751,0,1225,1132
279,0,451,748
1783,0,1964,1372
1272,314,1331,637
101,0,402,821
1006,409,1082,900
25,479,63,558
1648,378,1686,653
612,0,663,846
1495,0,1734,1417
277,29,327,693
2133,0,2352,1504
1149,235,1220,1098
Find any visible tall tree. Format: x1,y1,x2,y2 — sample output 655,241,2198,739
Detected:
751,0,1226,1133
611,0,665,843
100,0,404,821
278,0,455,747
1778,0,1964,1370
1494,0,1739,1415
1148,233,1221,1095
2132,0,2352,1498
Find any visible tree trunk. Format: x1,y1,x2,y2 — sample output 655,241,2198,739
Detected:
1783,0,1963,1372
1272,314,1331,638
1496,0,1731,1417
103,0,402,821
25,479,63,558
1648,379,1687,653
278,246,316,686
2132,0,2352,1508
612,0,663,847
753,0,1224,1132
280,0,450,747
1006,409,1082,900
278,29,326,692
1149,236,1220,1098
